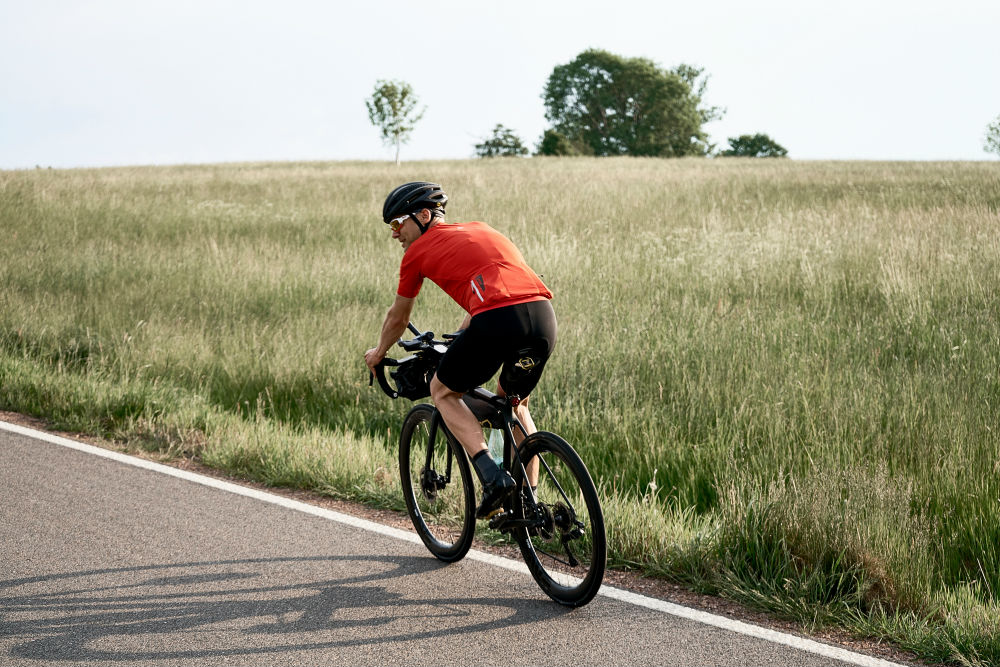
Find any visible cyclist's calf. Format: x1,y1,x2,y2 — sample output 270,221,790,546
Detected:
429,374,487,458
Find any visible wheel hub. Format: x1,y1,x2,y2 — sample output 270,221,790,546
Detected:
420,467,445,502
532,502,555,541
552,502,583,540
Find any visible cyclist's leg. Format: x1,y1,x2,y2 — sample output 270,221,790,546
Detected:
496,300,557,489
431,320,504,457
433,323,514,517
496,384,539,487
429,375,487,458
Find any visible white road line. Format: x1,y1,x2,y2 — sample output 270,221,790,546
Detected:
1,419,906,667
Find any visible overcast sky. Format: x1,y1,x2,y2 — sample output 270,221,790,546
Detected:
2,0,998,169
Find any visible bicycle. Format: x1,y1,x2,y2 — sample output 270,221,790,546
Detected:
370,323,606,607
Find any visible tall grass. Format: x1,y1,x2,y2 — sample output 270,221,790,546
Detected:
2,158,999,664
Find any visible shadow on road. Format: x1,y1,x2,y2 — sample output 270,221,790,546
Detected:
1,554,575,662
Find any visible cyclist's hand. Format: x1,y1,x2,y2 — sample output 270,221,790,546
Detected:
364,347,385,373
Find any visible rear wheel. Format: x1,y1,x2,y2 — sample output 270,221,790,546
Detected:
512,431,606,607
399,404,476,562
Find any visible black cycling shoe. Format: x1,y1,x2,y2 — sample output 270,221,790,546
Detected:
476,471,515,519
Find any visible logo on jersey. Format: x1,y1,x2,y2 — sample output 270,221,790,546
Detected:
470,274,486,302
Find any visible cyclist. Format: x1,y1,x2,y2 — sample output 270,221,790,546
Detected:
364,181,557,519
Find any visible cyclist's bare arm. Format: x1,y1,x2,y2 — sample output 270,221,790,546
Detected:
365,295,415,371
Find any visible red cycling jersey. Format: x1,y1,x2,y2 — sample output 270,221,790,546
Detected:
397,221,552,317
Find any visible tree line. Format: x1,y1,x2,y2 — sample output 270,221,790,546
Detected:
366,48,788,162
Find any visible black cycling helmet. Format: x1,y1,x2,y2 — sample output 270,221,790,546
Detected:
382,182,448,226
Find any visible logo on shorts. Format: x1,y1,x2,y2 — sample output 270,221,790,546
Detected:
515,356,537,370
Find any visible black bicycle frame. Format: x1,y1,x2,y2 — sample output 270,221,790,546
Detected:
462,387,529,480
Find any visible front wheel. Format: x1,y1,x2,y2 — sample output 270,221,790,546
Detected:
512,431,606,607
399,404,476,562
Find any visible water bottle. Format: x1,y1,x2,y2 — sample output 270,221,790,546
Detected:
487,428,505,466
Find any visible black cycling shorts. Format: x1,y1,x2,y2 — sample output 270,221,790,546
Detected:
435,299,557,399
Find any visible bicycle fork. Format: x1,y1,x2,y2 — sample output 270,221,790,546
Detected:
418,412,452,502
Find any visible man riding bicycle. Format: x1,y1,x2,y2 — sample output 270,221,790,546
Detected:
364,182,557,519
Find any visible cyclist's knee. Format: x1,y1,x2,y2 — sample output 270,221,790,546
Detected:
497,381,527,401
430,374,459,402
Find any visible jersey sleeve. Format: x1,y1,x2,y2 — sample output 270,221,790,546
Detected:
396,250,424,299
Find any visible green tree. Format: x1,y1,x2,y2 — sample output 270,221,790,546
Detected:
365,79,425,165
719,133,789,158
541,49,722,157
535,129,580,156
474,124,529,158
985,115,1000,157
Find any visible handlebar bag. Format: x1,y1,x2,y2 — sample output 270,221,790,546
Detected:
391,357,437,400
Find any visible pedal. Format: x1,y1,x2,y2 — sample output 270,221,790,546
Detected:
487,510,512,530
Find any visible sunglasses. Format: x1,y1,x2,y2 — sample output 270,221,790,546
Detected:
388,213,412,232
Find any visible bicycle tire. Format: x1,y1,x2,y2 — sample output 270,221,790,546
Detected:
512,431,606,607
398,404,476,562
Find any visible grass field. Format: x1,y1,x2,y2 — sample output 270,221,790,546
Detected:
2,157,999,664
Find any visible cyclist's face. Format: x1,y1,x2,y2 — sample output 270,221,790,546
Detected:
393,209,429,250
393,215,419,250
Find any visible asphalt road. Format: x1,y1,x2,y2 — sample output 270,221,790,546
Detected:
0,423,904,666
